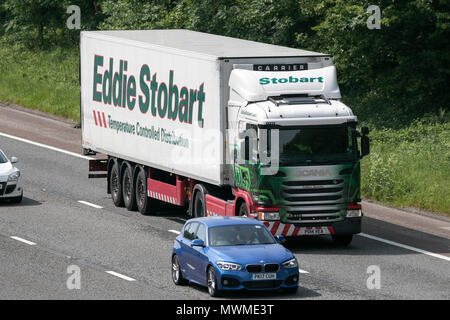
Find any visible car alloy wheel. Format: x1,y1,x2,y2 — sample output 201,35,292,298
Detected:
207,267,220,297
172,255,187,285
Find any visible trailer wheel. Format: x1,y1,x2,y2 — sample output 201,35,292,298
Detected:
135,168,160,215
110,161,124,207
122,163,137,211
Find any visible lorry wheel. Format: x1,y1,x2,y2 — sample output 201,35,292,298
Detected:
193,190,206,217
332,234,353,246
238,202,249,217
110,162,124,207
135,168,160,215
122,163,137,211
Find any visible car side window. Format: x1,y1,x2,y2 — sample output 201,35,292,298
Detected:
196,223,206,243
183,222,199,241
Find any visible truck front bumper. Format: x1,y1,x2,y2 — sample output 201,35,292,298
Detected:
263,217,362,237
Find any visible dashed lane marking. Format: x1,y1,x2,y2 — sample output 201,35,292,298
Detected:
78,200,103,209
10,236,37,246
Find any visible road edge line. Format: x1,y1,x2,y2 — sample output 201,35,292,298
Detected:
0,131,93,160
359,233,450,262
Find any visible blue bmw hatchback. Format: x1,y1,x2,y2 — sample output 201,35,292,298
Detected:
172,217,299,297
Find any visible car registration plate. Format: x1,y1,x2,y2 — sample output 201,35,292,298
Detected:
252,273,276,280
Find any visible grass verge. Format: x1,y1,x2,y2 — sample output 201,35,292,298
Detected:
0,43,79,121
361,120,449,215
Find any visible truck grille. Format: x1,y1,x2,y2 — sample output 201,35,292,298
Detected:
281,179,345,223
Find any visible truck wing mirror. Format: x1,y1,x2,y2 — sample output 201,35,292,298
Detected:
361,135,370,158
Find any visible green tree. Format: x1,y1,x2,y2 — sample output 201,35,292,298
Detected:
3,0,64,48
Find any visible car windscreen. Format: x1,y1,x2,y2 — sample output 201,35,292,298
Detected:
0,152,7,164
208,224,276,247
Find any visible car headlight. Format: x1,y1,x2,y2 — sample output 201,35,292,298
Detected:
8,171,20,182
282,258,298,268
216,261,242,271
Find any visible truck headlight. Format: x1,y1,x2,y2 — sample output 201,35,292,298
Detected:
216,261,242,271
282,258,298,268
257,212,280,221
8,171,20,182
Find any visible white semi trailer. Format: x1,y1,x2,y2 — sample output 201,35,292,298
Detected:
81,29,369,245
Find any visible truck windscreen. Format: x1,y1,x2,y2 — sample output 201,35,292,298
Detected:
278,125,358,166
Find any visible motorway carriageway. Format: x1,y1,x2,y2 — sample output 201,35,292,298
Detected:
0,104,449,299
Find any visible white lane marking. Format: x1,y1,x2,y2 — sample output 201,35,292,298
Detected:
169,230,181,235
0,131,94,160
298,268,310,274
441,227,450,231
10,236,36,246
78,200,103,209
105,271,136,282
359,233,450,262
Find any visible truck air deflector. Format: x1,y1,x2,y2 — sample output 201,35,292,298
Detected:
229,66,341,101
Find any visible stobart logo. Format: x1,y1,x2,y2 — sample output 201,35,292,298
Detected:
92,55,206,127
259,76,323,85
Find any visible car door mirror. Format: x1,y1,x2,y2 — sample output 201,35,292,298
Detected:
275,235,286,244
10,157,18,164
191,239,205,247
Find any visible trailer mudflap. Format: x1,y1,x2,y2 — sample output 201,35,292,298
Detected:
88,159,108,178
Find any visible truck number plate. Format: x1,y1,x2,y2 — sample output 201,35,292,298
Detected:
252,273,276,281
299,227,331,236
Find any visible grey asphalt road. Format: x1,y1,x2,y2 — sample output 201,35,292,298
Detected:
0,105,449,300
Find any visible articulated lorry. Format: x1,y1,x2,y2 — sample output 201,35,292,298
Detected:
80,30,369,245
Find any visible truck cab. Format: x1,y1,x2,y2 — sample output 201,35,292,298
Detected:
227,65,369,244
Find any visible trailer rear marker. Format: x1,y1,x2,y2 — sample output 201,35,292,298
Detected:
10,236,37,246
106,271,136,281
0,132,94,160
359,233,450,262
78,200,103,209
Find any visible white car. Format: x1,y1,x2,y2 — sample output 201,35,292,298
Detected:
0,149,23,203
